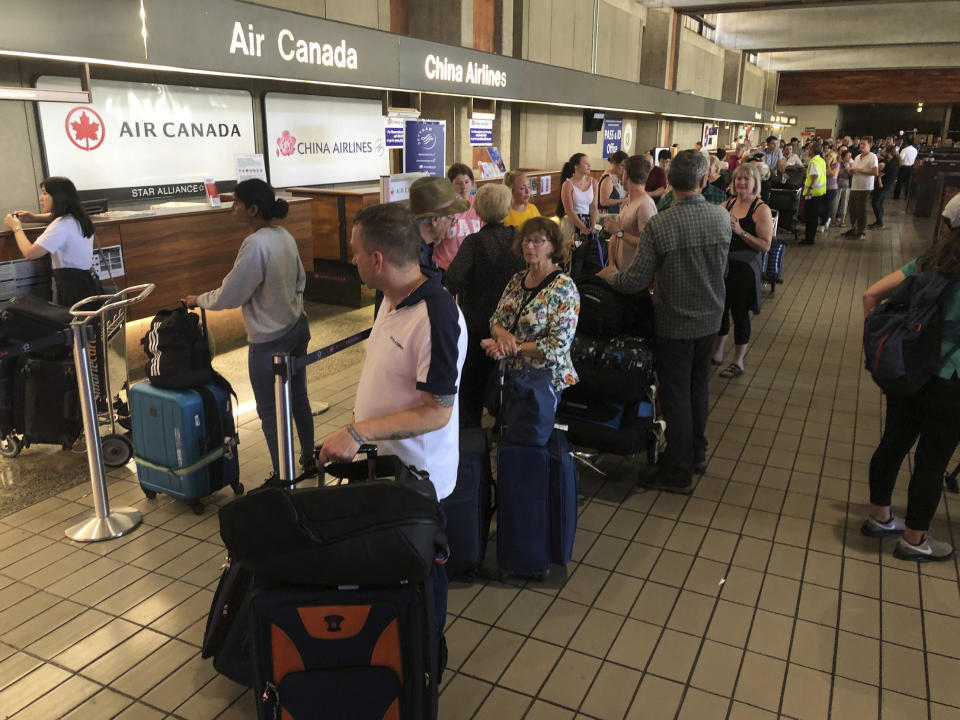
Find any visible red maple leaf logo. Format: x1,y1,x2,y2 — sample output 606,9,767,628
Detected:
72,112,99,143
64,107,105,151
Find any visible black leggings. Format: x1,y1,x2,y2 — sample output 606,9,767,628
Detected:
718,260,754,345
868,377,960,531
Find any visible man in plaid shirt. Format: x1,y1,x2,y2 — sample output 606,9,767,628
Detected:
605,150,730,493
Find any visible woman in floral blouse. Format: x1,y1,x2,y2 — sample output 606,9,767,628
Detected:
484,217,580,394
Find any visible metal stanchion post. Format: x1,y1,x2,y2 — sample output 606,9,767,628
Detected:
65,322,141,542
273,353,296,486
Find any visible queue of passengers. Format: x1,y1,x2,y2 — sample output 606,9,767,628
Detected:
5,134,955,562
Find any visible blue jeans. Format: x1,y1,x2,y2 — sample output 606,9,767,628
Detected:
248,314,314,473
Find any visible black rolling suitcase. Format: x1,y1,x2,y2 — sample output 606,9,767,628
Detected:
14,356,82,449
441,427,494,581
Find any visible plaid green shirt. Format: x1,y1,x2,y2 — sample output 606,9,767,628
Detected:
606,194,730,339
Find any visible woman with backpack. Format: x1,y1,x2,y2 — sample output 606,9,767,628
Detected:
185,179,315,483
861,217,960,561
4,176,100,307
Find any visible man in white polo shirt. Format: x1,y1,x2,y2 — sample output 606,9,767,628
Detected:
894,138,918,200
843,137,879,240
319,199,466,630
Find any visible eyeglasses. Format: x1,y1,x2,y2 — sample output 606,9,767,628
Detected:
522,236,548,246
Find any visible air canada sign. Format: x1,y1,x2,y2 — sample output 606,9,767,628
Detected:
37,77,256,200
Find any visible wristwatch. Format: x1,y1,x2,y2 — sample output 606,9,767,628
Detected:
615,231,624,239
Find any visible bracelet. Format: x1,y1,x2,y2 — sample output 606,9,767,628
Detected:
345,423,364,445
12,226,22,233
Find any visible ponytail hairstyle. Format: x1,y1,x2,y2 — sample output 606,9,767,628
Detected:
233,178,289,221
42,176,94,238
556,152,586,218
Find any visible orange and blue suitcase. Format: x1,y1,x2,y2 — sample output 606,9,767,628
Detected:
250,579,440,720
129,380,242,512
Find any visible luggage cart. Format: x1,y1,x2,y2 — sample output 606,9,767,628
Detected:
0,285,150,467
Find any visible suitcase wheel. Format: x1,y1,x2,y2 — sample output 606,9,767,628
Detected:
192,501,205,515
101,433,133,468
0,434,22,458
231,482,245,496
140,485,158,500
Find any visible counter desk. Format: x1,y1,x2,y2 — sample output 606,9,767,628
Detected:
0,197,313,362
0,198,313,321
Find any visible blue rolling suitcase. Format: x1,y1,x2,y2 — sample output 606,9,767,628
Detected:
496,430,577,578
129,381,242,513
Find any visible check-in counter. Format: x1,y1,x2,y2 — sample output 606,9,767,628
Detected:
911,155,960,217
0,197,313,359
932,172,960,241
288,185,381,307
476,169,562,218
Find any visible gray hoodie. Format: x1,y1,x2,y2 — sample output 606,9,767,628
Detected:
198,225,306,343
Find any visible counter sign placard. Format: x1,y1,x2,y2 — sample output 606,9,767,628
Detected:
265,94,389,187
37,76,256,202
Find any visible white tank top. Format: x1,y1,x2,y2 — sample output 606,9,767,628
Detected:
570,181,593,215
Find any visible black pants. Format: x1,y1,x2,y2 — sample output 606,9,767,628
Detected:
458,327,494,427
893,165,912,199
872,185,891,225
804,195,824,244
868,377,960,531
719,260,754,345
655,334,713,481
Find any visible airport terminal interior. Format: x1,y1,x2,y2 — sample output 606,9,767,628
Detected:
1,0,959,719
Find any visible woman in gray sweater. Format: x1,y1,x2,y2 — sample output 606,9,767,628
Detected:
186,179,314,482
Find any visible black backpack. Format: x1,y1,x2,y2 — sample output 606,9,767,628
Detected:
141,304,218,389
863,272,959,396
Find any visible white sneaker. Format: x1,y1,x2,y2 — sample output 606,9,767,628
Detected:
823,218,831,230
893,534,953,562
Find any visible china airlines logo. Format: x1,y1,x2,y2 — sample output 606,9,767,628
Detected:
65,107,105,151
276,130,296,157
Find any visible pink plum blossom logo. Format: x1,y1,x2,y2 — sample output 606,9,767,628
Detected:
276,130,296,157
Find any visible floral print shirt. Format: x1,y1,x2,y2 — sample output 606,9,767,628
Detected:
490,270,580,391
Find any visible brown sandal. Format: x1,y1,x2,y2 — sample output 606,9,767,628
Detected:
719,363,743,379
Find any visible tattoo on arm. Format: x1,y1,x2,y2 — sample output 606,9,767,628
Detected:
432,394,456,408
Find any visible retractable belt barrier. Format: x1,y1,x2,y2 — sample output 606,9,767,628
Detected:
272,327,372,485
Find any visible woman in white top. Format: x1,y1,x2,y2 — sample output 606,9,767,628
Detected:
4,176,97,307
556,153,601,277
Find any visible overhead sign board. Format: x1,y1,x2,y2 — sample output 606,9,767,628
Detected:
264,93,389,188
36,76,255,201
0,0,785,127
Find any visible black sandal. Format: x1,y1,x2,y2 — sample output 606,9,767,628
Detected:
719,363,744,379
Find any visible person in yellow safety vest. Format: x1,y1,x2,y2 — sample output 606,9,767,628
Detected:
801,141,827,245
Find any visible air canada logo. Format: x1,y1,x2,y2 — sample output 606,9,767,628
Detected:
276,130,296,157
65,107,105,151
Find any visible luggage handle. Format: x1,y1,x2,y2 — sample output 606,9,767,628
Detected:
315,442,379,485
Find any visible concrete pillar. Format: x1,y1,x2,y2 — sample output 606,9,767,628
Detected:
721,50,742,105
408,0,464,46
639,8,671,89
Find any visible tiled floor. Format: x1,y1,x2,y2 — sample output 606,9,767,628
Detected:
1,199,958,719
